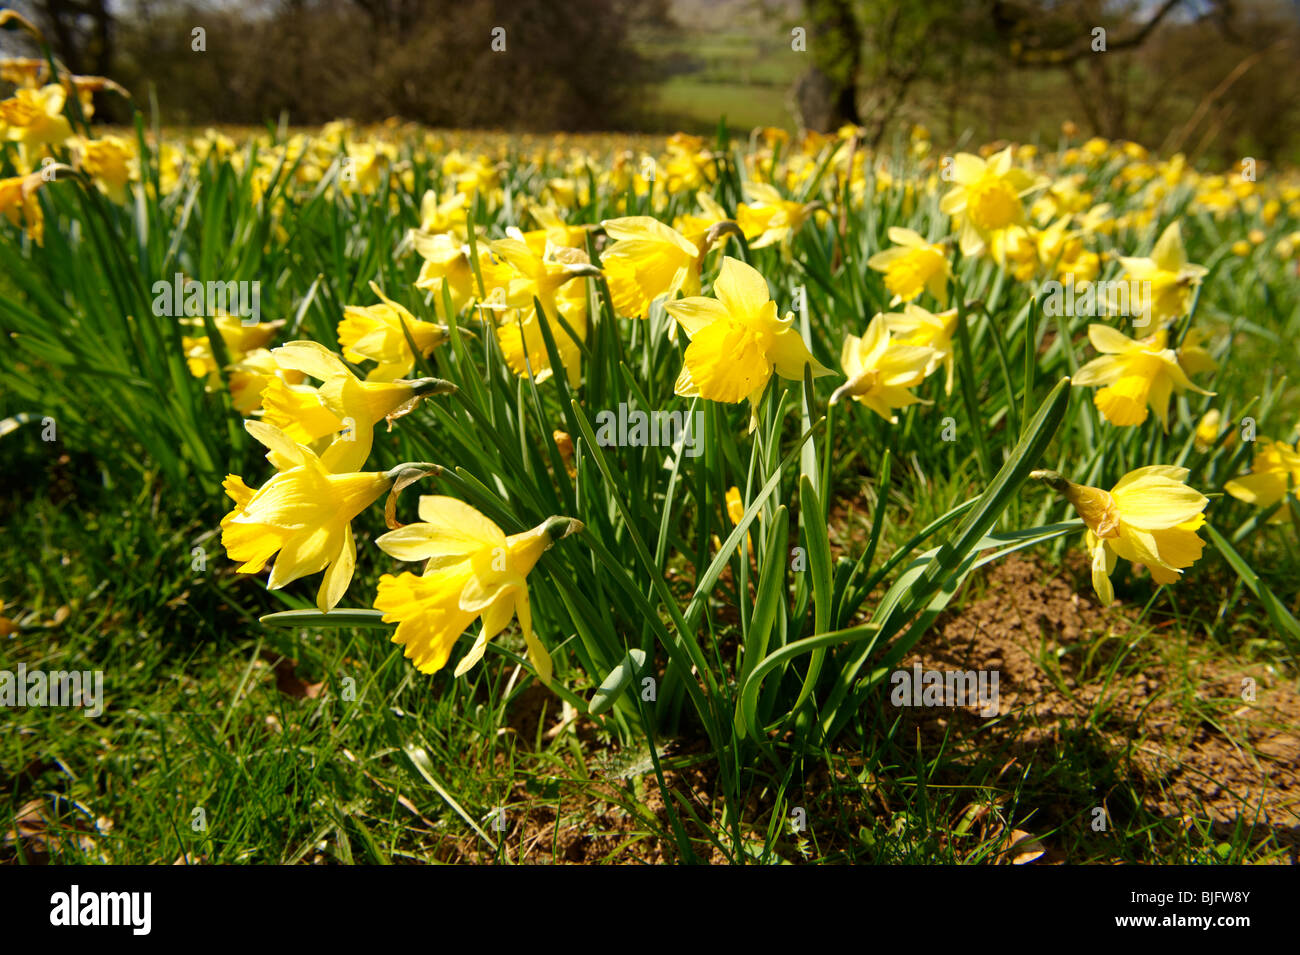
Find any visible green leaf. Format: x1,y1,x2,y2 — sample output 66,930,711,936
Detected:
259,608,392,629
1204,522,1300,647
740,504,790,692
818,376,1073,739
791,474,832,716
589,649,648,716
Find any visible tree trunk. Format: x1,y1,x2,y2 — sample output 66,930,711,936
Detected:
793,0,862,132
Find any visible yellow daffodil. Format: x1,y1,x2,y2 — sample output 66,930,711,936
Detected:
495,293,588,387
882,304,958,394
196,127,238,161
1193,409,1233,454
261,340,454,473
485,236,601,386
724,485,754,560
1031,175,1090,221
1176,327,1217,378
988,224,1041,281
62,73,126,122
222,421,408,612
604,150,650,197
338,282,448,381
1114,222,1208,323
445,152,500,198
543,177,584,209
0,170,48,244
672,191,733,252
183,315,284,386
601,216,699,317
487,234,600,315
0,57,48,89
736,182,820,249
553,430,576,477
1027,214,1100,283
0,84,72,157
412,232,476,316
1033,466,1209,606
830,313,935,421
337,142,386,195
664,256,831,423
226,348,306,415
867,227,951,306
531,206,589,250
939,147,1040,256
725,485,745,524
1072,324,1212,429
152,142,185,196
600,215,705,319
74,135,134,204
373,496,581,681
1225,438,1300,521
659,134,714,194
418,189,468,236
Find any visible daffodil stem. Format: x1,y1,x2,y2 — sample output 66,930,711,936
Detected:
1023,289,1040,432
953,285,991,480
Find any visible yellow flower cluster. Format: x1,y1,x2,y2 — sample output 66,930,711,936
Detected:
217,333,580,681
10,63,1297,669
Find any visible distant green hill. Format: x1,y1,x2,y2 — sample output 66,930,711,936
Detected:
635,0,801,132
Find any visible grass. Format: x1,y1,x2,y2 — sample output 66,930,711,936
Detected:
3,433,1294,863
645,78,795,135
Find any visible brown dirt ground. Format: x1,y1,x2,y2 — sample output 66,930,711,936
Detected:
467,555,1298,864
892,556,1299,863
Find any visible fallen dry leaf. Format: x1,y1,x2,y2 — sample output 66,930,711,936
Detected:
1002,828,1047,865
2,796,107,863
262,651,324,699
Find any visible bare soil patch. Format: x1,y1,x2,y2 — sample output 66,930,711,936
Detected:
446,556,1299,863
893,556,1299,862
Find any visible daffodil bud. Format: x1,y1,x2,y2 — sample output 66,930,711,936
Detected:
0,9,45,41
